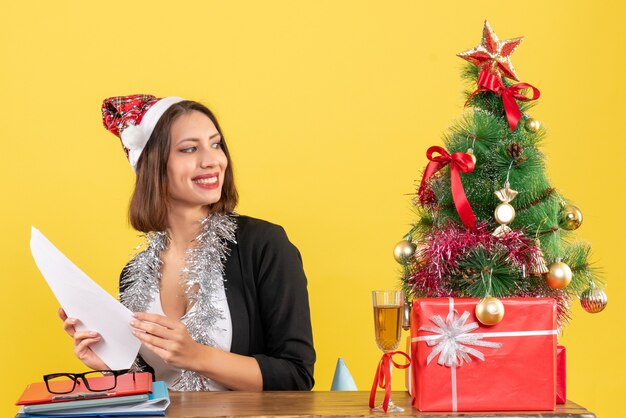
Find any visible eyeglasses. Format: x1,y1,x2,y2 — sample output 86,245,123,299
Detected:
43,369,134,394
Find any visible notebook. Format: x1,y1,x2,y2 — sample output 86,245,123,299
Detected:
16,372,152,406
23,393,149,414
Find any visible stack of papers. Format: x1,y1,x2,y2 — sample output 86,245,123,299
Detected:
17,381,170,417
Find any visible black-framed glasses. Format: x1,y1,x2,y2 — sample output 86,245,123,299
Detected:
43,369,135,394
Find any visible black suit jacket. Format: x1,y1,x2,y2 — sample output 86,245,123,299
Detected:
120,215,316,390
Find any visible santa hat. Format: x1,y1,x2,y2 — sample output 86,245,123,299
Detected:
101,94,185,172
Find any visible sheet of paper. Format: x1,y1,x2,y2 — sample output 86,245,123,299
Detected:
30,226,140,370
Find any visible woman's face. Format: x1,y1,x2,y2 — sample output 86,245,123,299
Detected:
166,110,228,211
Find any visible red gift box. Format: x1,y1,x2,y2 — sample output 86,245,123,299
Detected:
410,297,557,412
405,336,413,395
556,345,566,404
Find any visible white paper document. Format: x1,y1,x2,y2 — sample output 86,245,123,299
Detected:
30,227,140,370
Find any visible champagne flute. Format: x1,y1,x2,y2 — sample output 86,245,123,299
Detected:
372,290,404,412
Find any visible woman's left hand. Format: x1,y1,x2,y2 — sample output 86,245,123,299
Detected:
130,312,204,370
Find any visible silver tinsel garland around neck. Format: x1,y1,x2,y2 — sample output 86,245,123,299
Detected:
120,213,237,391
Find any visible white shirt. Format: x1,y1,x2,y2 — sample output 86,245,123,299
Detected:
138,284,233,391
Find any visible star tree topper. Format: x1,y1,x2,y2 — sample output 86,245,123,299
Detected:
457,20,523,81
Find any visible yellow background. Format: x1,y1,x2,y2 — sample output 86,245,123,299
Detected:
1,1,624,416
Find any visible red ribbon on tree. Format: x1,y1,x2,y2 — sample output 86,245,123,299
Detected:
369,351,411,412
418,146,476,229
466,68,541,131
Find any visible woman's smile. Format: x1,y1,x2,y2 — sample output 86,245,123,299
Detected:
192,173,220,189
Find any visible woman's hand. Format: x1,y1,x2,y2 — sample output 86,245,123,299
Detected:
130,312,204,370
58,308,109,370
132,312,263,390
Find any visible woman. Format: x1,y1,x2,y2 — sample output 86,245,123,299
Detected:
59,95,315,391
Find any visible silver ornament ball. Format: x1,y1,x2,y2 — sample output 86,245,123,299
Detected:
580,284,608,313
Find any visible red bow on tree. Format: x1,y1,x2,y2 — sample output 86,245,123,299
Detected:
467,68,540,131
369,351,411,413
418,146,476,229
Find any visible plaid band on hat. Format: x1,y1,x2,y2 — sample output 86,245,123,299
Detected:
102,94,159,138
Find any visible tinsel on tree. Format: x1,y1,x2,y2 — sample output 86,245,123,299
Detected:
397,21,607,326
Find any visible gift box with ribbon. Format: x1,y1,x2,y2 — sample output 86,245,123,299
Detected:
556,345,566,404
405,336,413,395
410,297,557,412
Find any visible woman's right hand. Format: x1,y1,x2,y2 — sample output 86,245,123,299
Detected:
58,308,109,370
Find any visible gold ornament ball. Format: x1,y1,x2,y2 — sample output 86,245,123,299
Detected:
560,204,583,230
580,285,608,313
466,148,477,166
545,261,572,289
393,240,416,263
524,118,541,133
475,297,505,326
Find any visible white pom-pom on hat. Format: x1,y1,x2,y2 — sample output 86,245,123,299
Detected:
121,123,148,151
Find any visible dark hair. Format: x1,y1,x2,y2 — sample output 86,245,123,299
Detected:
129,101,238,232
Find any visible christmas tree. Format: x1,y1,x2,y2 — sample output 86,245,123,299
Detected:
397,21,607,326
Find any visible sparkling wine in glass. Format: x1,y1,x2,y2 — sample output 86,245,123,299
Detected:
372,290,404,412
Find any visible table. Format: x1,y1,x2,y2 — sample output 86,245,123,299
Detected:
164,391,595,417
